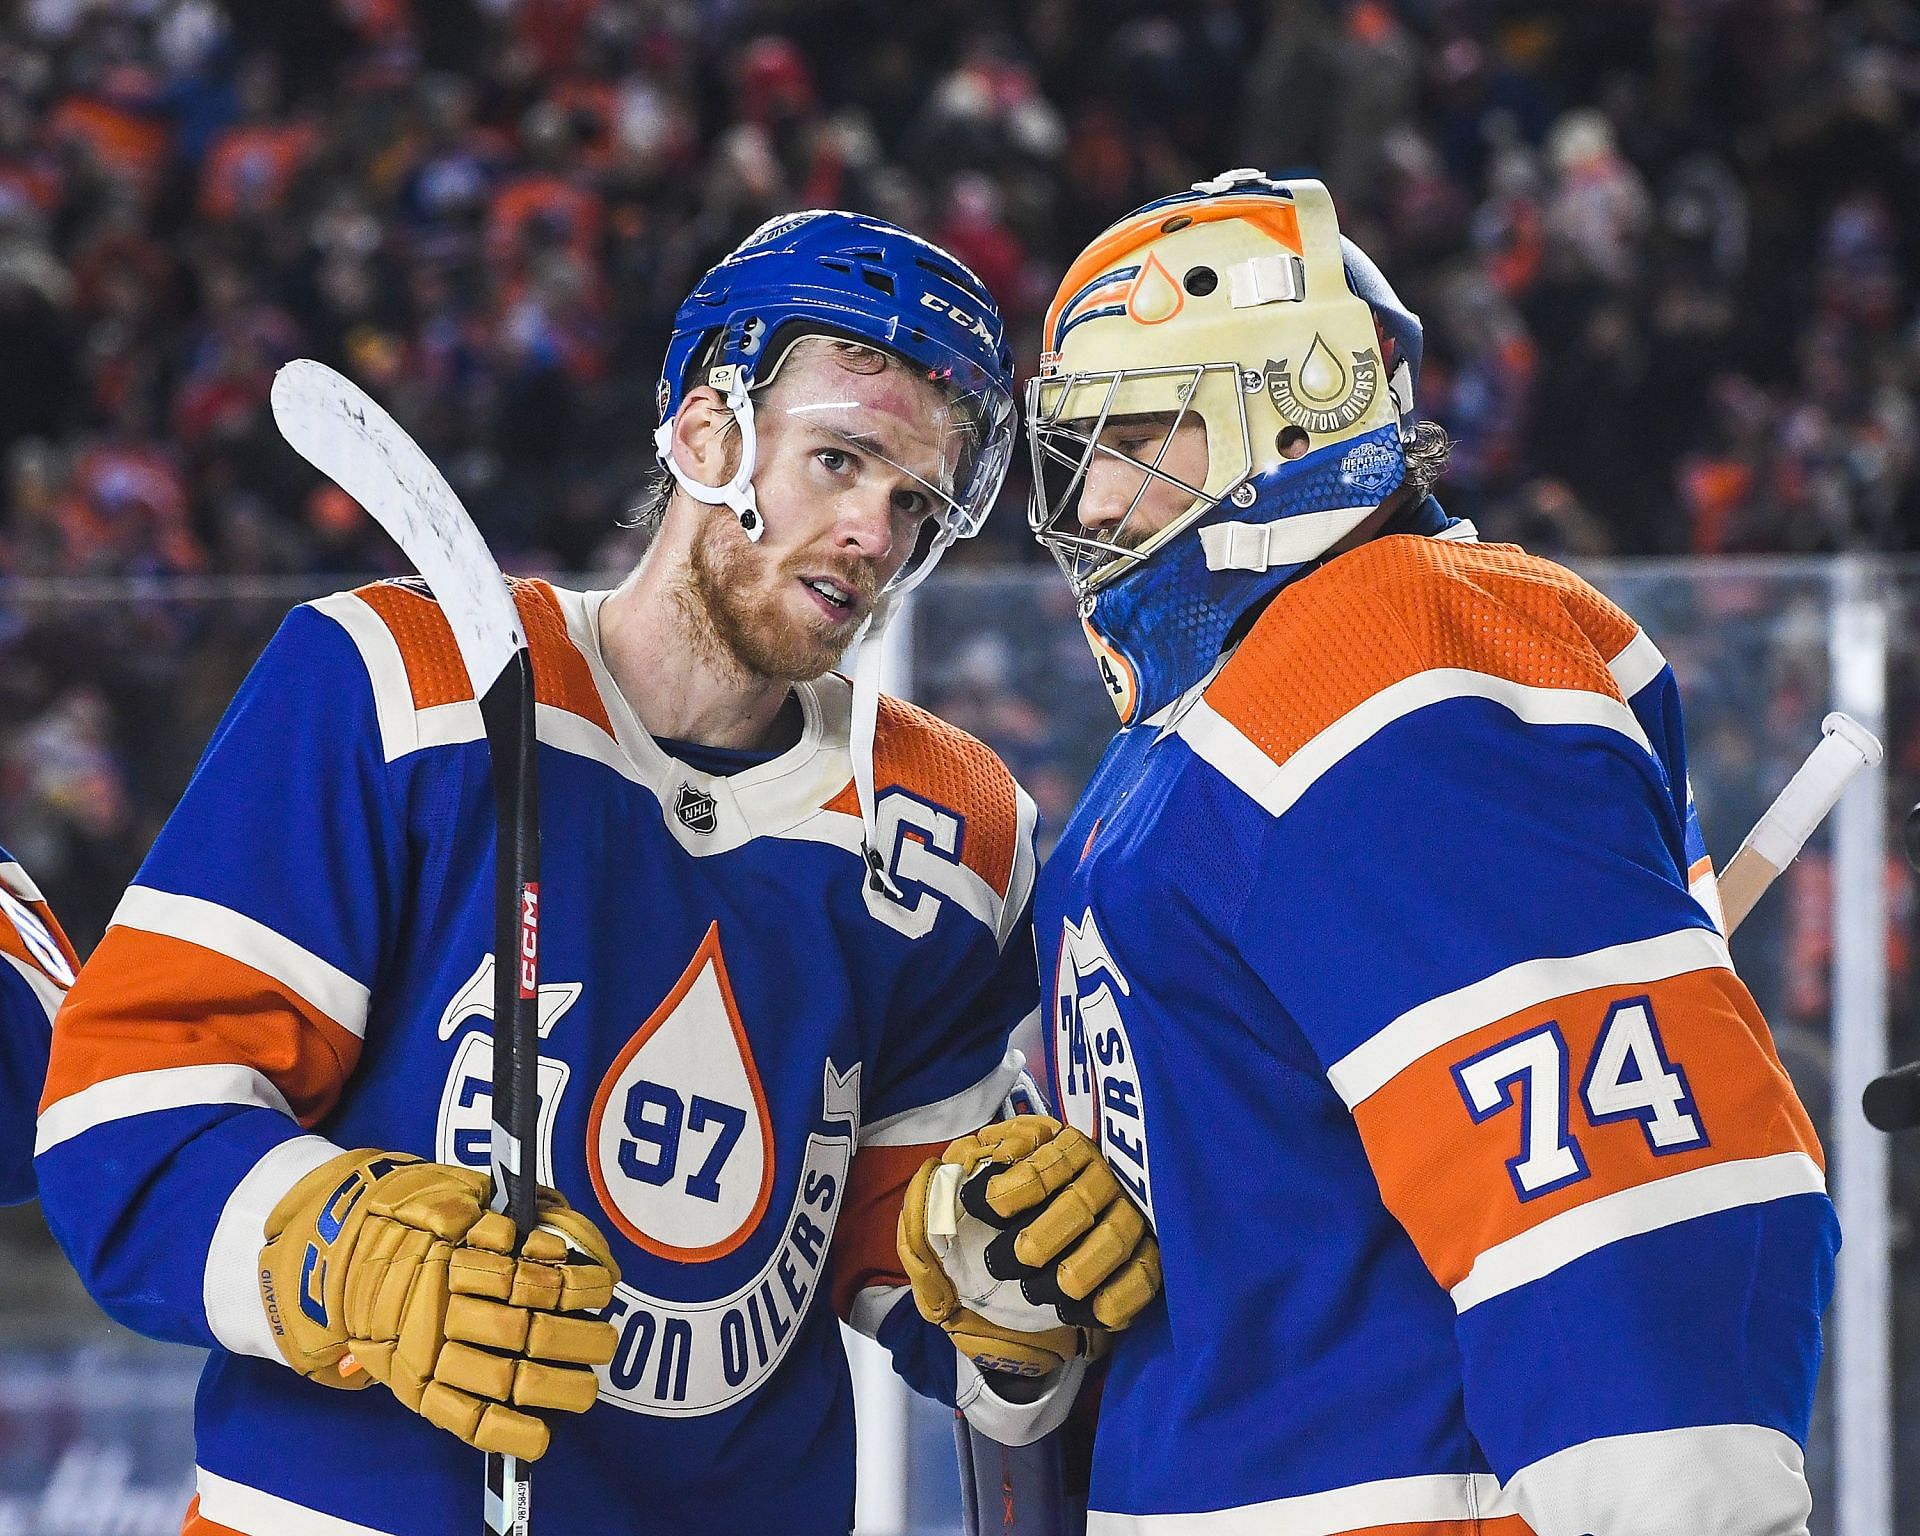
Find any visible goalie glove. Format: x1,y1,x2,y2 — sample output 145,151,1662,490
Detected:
259,1149,620,1461
897,1116,1162,1379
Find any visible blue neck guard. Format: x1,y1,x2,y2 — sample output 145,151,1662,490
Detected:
1083,426,1462,725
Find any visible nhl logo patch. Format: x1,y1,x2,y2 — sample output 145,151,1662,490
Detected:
675,783,718,835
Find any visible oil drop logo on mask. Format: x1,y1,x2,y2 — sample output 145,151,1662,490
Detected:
1125,252,1186,326
1265,334,1379,434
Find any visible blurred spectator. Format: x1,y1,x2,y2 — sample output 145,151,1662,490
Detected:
197,54,317,223
1241,0,1417,196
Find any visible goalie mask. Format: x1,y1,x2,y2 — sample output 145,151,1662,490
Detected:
1028,173,1424,724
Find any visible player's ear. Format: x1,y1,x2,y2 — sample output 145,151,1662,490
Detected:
670,386,741,488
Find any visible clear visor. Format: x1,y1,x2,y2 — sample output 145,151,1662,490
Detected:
1026,362,1252,601
752,332,1017,594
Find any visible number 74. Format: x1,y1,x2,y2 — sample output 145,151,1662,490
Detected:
1450,998,1707,1202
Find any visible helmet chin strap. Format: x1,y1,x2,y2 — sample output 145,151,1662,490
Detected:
849,590,905,901
651,365,765,540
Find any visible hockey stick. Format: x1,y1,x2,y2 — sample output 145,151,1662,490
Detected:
271,358,541,1536
1718,712,1882,935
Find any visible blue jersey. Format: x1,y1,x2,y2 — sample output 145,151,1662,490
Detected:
1038,533,1836,1535
0,846,75,1203
38,579,1049,1535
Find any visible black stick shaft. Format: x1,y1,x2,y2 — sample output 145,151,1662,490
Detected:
480,650,539,1535
482,651,541,1231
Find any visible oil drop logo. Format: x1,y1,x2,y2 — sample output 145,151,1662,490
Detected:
1125,252,1185,325
1265,334,1380,434
587,922,775,1261
587,923,866,1418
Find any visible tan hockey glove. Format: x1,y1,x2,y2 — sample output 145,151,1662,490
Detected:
897,1116,1162,1379
259,1150,619,1461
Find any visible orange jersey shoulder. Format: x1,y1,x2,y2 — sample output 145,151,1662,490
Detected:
351,576,614,734
826,694,1023,902
1207,535,1639,763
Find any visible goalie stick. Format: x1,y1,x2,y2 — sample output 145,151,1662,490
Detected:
270,358,542,1536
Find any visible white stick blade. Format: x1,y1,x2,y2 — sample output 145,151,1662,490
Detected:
271,359,523,692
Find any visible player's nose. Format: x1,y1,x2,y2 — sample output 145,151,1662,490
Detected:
832,485,897,561
1077,455,1132,533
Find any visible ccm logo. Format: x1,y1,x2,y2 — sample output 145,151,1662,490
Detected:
919,291,998,346
519,886,540,998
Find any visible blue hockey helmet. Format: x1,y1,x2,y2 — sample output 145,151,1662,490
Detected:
655,209,1018,597
1027,172,1425,724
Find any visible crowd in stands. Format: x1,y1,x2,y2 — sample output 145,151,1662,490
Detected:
2,0,1917,584
0,0,1918,942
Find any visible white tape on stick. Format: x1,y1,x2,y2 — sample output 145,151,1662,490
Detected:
1743,713,1883,868
1719,711,1883,935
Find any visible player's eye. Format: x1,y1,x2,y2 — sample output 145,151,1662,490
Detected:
816,447,852,474
892,487,933,521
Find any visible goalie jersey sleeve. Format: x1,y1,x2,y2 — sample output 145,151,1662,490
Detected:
36,603,397,1350
1203,539,1833,1533
0,849,77,1204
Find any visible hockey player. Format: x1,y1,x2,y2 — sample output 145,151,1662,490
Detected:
0,847,76,1204
36,212,1155,1536
1016,172,1838,1534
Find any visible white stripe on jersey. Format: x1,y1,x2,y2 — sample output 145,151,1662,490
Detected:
413,695,645,789
2,948,65,1022
1002,784,1040,949
1088,1470,1509,1534
411,697,485,753
36,1064,294,1154
1504,1423,1809,1536
1451,1150,1827,1312
860,1049,1026,1147
198,1468,399,1535
311,592,421,763
1691,861,1729,933
112,885,372,1039
1328,927,1732,1109
1177,667,1651,824
0,885,73,984
1606,628,1667,700
204,1134,346,1360
0,859,46,902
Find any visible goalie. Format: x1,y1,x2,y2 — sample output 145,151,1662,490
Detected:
1018,171,1836,1535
